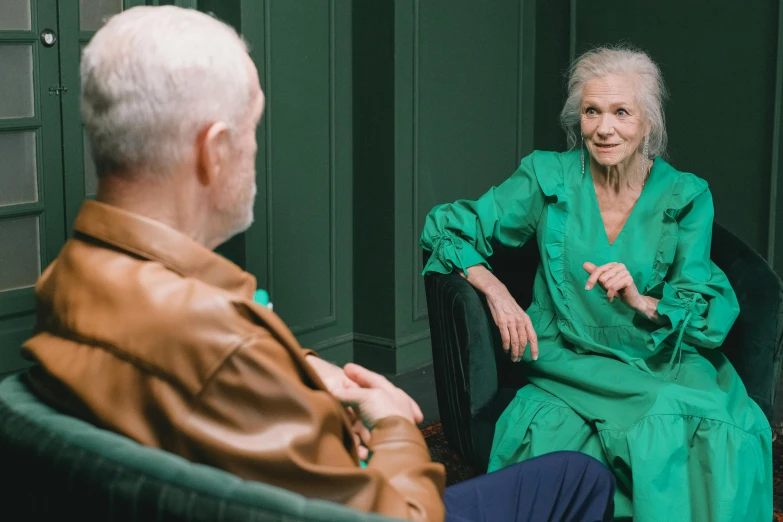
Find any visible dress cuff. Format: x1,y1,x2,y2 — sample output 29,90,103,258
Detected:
646,282,705,350
422,232,490,276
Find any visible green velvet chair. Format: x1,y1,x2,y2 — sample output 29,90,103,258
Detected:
0,373,405,522
424,223,783,472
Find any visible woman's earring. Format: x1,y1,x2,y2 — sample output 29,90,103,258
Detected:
641,135,650,184
580,135,585,178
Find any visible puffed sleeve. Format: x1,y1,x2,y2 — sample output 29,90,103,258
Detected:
646,187,740,351
420,153,548,276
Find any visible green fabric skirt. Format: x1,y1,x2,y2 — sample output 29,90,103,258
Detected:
488,315,772,522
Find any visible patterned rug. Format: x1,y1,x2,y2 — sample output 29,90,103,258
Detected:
422,422,783,518
421,423,478,486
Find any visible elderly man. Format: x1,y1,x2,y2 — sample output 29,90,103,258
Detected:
21,6,615,522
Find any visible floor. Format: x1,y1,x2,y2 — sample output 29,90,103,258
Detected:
389,364,440,425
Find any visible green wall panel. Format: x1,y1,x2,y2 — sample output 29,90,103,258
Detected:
199,1,357,361
352,0,396,342
770,2,783,279
385,0,536,373
266,0,336,332
532,0,570,152
198,0,240,31
352,0,538,373
406,0,535,329
240,0,354,358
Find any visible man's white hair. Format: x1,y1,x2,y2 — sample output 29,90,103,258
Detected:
81,6,251,177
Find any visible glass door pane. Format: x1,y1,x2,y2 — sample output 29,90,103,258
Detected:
0,216,41,291
0,131,38,206
0,0,32,31
0,45,34,119
79,0,123,31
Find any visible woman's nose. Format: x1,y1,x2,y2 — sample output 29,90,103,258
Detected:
596,115,615,137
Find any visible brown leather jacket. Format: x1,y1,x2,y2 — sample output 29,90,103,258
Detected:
22,200,445,521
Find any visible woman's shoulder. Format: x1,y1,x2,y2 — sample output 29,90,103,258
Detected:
522,149,580,168
517,150,579,198
516,150,581,197
653,158,711,212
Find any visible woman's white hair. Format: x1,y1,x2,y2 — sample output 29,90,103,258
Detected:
81,6,251,177
560,45,669,159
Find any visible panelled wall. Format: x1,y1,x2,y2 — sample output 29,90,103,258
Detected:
400,0,537,370
2,0,781,380
200,0,537,375
201,0,356,364
201,0,538,374
317,0,783,374
253,0,355,361
352,0,537,373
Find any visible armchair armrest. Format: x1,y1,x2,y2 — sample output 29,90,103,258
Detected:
424,268,499,468
711,223,783,421
423,241,539,470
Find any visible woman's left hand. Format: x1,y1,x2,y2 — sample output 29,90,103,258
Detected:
583,261,643,309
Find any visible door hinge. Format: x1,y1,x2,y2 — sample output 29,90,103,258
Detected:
48,85,68,96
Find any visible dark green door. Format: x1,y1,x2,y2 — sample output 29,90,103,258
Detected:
0,0,67,375
0,0,147,376
0,0,215,376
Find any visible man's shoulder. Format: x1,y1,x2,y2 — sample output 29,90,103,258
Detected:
28,239,272,396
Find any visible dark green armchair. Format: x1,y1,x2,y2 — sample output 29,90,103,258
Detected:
423,223,783,472
0,374,405,522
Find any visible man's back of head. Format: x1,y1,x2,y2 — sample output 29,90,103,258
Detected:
82,6,264,248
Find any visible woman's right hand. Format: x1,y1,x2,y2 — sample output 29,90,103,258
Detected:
486,287,538,362
461,265,538,362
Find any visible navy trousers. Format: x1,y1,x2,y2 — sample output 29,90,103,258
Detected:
443,451,615,522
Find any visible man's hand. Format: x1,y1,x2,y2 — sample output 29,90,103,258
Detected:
305,355,371,460
345,407,372,461
331,363,424,429
305,355,357,394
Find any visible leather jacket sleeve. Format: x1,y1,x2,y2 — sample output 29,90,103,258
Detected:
176,332,446,521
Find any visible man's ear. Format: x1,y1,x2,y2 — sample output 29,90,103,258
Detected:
196,121,230,186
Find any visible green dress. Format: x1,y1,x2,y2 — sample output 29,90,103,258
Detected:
420,150,771,521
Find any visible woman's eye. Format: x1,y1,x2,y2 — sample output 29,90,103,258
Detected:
585,108,596,115
617,108,628,116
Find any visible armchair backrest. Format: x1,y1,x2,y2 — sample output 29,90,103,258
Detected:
710,223,783,419
0,374,404,522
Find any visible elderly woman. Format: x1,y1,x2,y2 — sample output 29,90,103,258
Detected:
421,47,771,521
